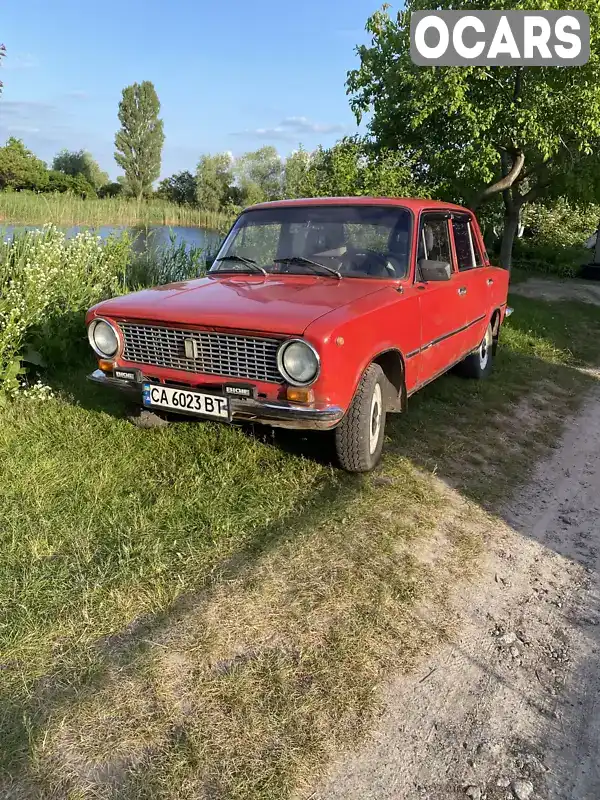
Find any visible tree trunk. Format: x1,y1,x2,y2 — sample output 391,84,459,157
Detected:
500,211,520,271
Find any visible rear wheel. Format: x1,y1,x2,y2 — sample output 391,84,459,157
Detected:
334,364,387,472
458,322,494,379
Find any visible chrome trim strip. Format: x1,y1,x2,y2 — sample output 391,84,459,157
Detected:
405,314,487,359
86,370,343,430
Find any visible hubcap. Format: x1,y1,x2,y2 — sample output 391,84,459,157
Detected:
479,326,493,370
369,383,383,455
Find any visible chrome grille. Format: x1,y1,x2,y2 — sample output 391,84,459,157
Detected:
120,323,282,383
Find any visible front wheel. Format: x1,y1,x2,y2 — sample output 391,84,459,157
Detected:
335,364,387,473
458,322,494,379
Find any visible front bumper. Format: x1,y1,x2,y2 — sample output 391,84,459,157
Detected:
87,370,344,431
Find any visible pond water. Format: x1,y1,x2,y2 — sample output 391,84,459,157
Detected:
2,224,224,256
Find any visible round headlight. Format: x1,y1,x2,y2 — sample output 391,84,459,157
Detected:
88,319,119,358
277,339,320,386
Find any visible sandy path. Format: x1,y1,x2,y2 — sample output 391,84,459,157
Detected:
510,277,600,306
313,377,600,800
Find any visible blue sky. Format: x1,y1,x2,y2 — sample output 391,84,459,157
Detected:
0,0,380,180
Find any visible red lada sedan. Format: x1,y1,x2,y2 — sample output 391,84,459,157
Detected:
86,197,510,472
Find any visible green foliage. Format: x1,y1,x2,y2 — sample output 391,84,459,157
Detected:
125,232,207,288
348,0,600,267
114,81,165,201
0,228,218,396
196,153,234,212
0,227,130,395
511,240,588,279
235,146,283,204
47,170,96,197
510,198,599,277
157,170,197,205
52,149,109,190
299,138,419,199
97,181,123,198
522,198,600,248
0,138,48,191
283,147,311,198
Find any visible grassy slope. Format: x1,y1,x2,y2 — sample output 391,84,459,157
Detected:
0,294,599,798
0,193,233,231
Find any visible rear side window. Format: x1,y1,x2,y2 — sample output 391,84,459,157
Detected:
452,217,483,270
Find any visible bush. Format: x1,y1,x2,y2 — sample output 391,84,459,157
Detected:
509,198,599,278
511,239,589,279
522,199,600,248
125,232,208,288
0,227,130,397
0,227,221,397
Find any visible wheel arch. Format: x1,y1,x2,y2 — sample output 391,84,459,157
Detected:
372,348,406,413
490,307,503,354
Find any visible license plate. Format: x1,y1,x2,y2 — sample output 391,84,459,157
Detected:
142,383,230,420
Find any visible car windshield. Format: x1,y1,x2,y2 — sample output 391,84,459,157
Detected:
210,204,412,279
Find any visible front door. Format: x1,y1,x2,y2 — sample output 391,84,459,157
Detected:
416,213,469,387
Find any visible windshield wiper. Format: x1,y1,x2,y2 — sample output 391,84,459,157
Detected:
276,256,342,280
214,255,268,275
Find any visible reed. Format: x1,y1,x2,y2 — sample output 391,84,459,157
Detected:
0,191,234,232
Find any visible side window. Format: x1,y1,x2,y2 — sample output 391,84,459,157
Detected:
418,218,451,265
452,219,477,271
471,225,485,266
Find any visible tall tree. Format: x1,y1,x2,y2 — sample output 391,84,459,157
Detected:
114,81,164,201
348,0,600,269
235,146,283,205
196,153,233,211
0,138,48,190
53,149,109,190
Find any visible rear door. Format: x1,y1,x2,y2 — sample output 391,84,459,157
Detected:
450,214,489,353
416,212,468,387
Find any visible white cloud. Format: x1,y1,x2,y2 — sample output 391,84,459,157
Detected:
232,116,345,141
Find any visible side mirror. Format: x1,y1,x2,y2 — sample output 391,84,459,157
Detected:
419,259,452,282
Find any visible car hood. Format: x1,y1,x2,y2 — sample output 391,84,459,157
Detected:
89,275,388,335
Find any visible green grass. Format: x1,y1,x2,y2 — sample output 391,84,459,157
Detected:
0,294,599,798
0,192,234,231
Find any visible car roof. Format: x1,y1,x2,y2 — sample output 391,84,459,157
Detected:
247,197,471,213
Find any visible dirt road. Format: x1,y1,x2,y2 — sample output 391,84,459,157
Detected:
314,377,600,800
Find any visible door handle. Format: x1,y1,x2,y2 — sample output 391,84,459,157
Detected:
458,287,467,296
487,278,494,286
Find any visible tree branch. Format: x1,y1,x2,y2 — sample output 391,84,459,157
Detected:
513,67,523,104
471,149,525,209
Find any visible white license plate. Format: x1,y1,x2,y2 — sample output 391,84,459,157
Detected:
142,383,230,420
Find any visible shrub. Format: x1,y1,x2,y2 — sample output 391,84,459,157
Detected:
511,240,589,279
0,226,130,397
0,227,222,397
125,232,208,288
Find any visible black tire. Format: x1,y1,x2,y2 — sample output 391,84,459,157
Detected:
458,322,494,379
335,363,387,473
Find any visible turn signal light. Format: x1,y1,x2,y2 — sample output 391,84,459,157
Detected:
98,359,114,372
286,387,314,404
